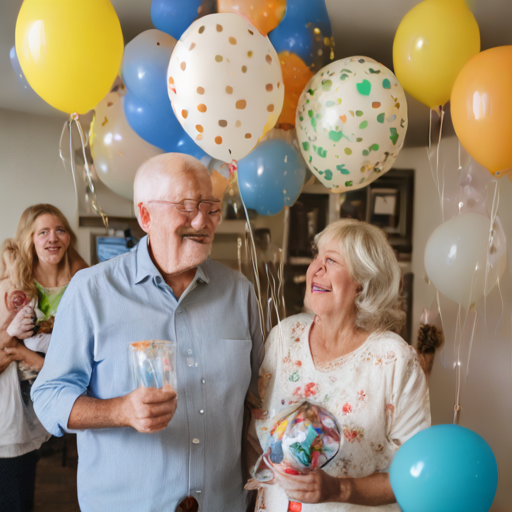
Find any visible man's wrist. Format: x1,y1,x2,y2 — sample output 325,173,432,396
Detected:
111,395,129,428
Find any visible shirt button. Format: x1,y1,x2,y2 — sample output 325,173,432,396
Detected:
192,438,200,444
199,409,205,414
187,357,195,367
187,349,192,355
177,309,183,315
195,490,202,494
201,379,206,384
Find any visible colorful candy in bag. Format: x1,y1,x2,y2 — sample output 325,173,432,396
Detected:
253,401,341,482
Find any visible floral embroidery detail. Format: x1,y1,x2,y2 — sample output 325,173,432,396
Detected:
343,425,365,443
290,321,306,342
375,357,383,366
292,382,318,398
386,404,395,412
329,376,337,383
289,371,300,382
371,442,385,454
304,382,317,397
342,403,352,415
357,390,367,402
294,360,302,367
283,355,291,365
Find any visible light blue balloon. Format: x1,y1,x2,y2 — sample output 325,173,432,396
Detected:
124,91,206,160
238,139,306,216
121,29,175,107
9,46,35,93
269,0,333,68
390,424,498,512
151,0,202,40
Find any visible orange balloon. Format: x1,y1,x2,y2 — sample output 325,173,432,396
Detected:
217,0,286,35
451,46,512,176
277,51,313,129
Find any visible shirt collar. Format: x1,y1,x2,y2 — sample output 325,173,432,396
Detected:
135,235,210,285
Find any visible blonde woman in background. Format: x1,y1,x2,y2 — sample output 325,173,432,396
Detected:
0,204,87,512
249,219,431,511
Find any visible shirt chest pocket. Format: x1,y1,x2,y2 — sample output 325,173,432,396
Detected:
206,339,253,412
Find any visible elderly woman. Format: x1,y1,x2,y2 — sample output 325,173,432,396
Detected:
0,204,87,512
251,218,431,511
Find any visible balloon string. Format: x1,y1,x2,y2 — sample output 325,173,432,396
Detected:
241,200,265,340
59,119,79,210
453,305,463,425
426,107,446,219
465,310,478,378
64,114,109,229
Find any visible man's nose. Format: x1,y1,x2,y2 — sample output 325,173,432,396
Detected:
190,209,208,230
49,230,59,242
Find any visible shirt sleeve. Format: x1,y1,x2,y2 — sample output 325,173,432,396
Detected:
388,345,431,448
31,275,94,437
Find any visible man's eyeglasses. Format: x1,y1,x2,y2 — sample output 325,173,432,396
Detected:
147,199,222,218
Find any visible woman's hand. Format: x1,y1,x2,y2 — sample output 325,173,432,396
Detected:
4,342,44,372
6,305,35,340
273,467,346,504
0,348,13,373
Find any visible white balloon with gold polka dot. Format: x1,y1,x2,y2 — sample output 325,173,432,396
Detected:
296,56,408,192
167,13,284,162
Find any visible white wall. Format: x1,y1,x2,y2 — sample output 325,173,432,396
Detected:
394,137,512,512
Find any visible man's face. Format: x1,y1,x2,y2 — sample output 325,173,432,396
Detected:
144,171,221,275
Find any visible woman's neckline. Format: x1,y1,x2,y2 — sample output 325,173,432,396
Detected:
35,280,67,294
305,315,375,372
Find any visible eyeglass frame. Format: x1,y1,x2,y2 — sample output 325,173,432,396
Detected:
141,199,222,219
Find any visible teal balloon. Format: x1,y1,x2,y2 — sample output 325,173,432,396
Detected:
238,139,306,216
390,425,498,512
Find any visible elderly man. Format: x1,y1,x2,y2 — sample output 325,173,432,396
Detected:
32,154,263,512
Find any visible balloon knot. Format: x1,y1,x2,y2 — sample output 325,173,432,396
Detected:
229,160,238,176
70,113,80,121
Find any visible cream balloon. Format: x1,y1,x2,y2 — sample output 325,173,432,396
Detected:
296,56,408,192
167,13,284,162
424,213,507,309
90,89,163,201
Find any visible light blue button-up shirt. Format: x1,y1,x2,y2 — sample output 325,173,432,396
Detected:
32,237,263,512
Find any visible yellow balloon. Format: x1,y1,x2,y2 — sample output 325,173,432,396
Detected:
393,0,480,109
15,0,124,115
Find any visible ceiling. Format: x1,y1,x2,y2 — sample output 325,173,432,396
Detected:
1,0,511,146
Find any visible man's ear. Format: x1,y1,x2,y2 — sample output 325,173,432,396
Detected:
137,203,151,234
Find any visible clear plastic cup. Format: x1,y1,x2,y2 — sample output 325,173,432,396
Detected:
129,340,177,391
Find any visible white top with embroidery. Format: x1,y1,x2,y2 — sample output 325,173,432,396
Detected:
254,313,431,512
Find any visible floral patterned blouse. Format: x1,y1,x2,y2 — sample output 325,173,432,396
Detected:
254,313,431,512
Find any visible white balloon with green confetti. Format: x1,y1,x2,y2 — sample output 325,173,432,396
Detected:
296,56,408,191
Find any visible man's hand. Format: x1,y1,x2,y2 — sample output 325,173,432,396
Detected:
6,305,35,340
118,386,178,433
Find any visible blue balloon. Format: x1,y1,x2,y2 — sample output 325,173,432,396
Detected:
9,46,35,93
121,29,176,107
269,0,333,68
390,424,498,512
151,0,202,40
238,139,306,216
124,91,206,160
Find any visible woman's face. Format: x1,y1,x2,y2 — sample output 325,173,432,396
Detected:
32,214,71,267
305,237,360,320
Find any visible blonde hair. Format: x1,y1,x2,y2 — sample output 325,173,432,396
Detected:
0,204,81,297
315,218,405,333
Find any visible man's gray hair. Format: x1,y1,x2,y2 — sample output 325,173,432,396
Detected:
133,153,209,221
315,218,405,333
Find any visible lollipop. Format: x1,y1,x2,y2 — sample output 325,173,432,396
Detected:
253,401,341,481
